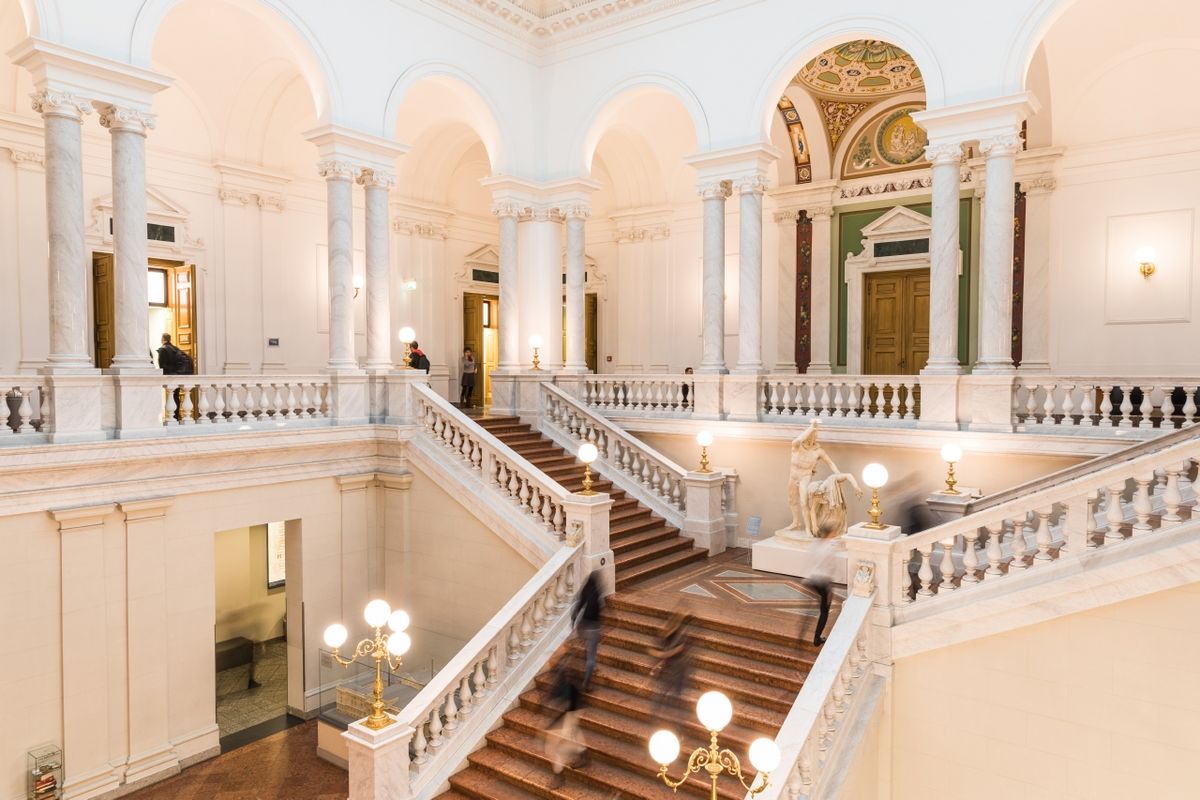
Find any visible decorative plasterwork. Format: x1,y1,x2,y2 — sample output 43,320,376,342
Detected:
843,103,929,179
817,99,870,149
87,185,204,253
428,0,697,44
777,96,811,184
796,40,923,100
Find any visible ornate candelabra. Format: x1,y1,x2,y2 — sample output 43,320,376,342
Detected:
648,691,779,800
323,599,412,730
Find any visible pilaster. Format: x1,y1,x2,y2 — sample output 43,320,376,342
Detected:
338,474,375,642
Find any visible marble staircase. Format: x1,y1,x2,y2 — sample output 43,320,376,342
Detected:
476,416,706,589
437,589,818,799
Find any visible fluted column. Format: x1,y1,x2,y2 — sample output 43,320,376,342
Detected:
699,179,731,374
493,202,521,371
774,211,798,372
923,142,965,374
975,133,1022,374
359,168,394,370
33,90,93,372
99,104,156,372
563,206,589,372
735,176,766,373
1019,176,1055,373
806,206,834,374
319,160,359,371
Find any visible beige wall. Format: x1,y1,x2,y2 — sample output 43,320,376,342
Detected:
388,469,537,670
214,525,287,643
892,582,1200,800
640,433,1084,539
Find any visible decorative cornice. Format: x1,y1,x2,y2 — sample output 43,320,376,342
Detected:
614,224,670,243
924,142,964,166
357,168,397,190
394,220,448,239
257,194,286,213
97,103,156,136
317,160,360,181
697,179,732,200
218,186,254,207
30,89,91,121
8,148,44,168
773,210,800,224
429,0,699,46
978,133,1023,158
839,175,934,199
1021,176,1056,195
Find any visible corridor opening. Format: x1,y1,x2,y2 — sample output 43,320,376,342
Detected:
463,292,499,406
91,254,197,371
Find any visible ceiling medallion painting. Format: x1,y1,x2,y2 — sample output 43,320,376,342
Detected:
796,40,924,99
843,104,928,179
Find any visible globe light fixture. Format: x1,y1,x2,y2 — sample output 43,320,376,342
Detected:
696,430,714,474
323,599,413,730
939,443,963,495
578,442,599,495
862,462,889,529
648,689,776,797
529,334,543,371
398,326,416,370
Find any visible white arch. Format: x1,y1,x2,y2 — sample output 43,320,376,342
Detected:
573,73,710,178
1004,0,1076,96
748,16,946,144
15,0,56,38
382,62,506,172
128,0,339,122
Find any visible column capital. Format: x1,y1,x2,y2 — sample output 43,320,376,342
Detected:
529,205,562,223
924,142,965,166
563,204,591,220
317,159,360,181
697,178,732,199
357,168,396,189
50,503,116,531
119,497,175,521
218,186,254,206
1021,175,1056,195
773,209,799,224
807,205,835,222
97,103,155,135
979,133,1023,158
30,88,91,120
734,174,768,196
490,200,525,218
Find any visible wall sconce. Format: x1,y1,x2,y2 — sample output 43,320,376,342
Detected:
352,274,364,299
398,326,415,369
529,334,543,371
401,279,418,291
1136,247,1156,279
862,463,889,529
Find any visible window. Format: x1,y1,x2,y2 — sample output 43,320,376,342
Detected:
482,301,491,327
266,521,286,589
147,267,168,307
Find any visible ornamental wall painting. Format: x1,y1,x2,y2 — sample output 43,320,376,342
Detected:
777,96,813,183
842,104,928,179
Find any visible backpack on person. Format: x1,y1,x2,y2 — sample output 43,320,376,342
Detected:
413,352,430,373
171,345,194,375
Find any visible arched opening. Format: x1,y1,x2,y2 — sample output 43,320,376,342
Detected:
390,75,502,405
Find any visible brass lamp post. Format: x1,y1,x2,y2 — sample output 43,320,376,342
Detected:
578,442,599,495
862,462,889,529
648,691,780,800
529,334,543,371
398,327,416,370
939,443,962,494
696,431,713,473
323,599,412,730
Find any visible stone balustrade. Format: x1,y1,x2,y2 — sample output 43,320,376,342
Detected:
1013,378,1200,431
756,591,876,800
161,376,330,426
762,375,920,422
580,373,695,417
415,383,570,540
1,380,50,439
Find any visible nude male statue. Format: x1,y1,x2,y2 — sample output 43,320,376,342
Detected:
787,421,841,536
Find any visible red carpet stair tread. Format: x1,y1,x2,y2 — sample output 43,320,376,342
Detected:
436,593,819,800
475,416,707,590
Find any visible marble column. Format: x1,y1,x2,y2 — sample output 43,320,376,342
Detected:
359,169,394,370
806,206,834,374
32,90,93,372
518,209,564,370
699,180,731,374
1019,176,1055,373
99,104,156,372
774,211,799,373
319,160,359,371
563,206,588,372
735,176,766,373
923,142,965,374
974,133,1022,374
493,202,521,371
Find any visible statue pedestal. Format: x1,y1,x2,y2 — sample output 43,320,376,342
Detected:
751,530,848,582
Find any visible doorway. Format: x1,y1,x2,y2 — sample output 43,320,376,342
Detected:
863,268,928,375
463,292,499,407
92,255,196,370
560,293,599,373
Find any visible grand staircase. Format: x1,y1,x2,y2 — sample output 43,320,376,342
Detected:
476,416,707,590
438,589,818,799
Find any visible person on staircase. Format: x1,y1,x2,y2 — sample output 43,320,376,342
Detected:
799,522,839,646
544,648,589,789
648,611,692,721
459,347,477,407
572,571,605,692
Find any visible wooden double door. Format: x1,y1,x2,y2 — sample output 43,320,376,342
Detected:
92,254,196,370
863,268,928,376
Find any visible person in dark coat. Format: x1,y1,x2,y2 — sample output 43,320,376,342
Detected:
408,341,430,373
648,611,692,720
572,571,604,691
544,648,588,789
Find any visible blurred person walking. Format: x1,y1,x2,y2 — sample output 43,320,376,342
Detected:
648,611,692,720
799,523,840,646
544,648,589,789
572,571,605,691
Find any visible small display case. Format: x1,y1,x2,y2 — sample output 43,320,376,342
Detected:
27,745,62,800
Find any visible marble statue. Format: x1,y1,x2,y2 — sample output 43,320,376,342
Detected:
784,422,859,538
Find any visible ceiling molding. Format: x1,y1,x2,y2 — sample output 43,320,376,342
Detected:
426,0,705,47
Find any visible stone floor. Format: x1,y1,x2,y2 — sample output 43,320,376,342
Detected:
123,722,346,800
216,640,288,737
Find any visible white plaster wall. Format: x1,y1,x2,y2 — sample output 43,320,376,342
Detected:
213,524,287,643
891,582,1200,800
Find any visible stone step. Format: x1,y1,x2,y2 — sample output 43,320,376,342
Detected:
614,536,694,569
615,547,707,590
607,595,814,651
600,616,815,673
610,526,678,553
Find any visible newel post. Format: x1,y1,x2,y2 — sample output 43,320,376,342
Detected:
384,371,430,425
343,720,415,800
684,470,728,555
564,491,615,596
843,522,905,662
